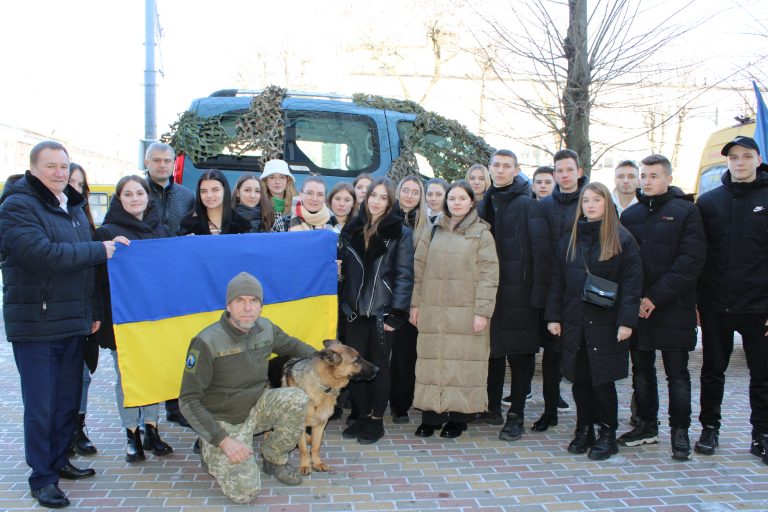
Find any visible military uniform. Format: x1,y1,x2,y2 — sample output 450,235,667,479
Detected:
180,312,315,503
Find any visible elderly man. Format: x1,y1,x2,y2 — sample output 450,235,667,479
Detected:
0,141,127,508
179,272,316,503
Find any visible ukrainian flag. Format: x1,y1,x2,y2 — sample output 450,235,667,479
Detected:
108,230,338,407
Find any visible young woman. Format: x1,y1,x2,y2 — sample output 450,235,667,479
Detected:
338,177,414,444
410,181,499,439
352,173,372,215
178,169,251,235
389,175,428,424
260,159,297,217
327,181,356,232
67,163,98,457
93,176,174,462
465,163,491,202
545,182,642,461
425,178,449,221
289,176,335,231
231,173,285,232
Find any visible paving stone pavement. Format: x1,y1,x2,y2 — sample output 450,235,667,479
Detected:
0,324,766,511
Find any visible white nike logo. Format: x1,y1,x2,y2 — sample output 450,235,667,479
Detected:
755,206,765,213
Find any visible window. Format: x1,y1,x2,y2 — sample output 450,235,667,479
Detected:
285,111,379,176
396,121,455,179
89,193,110,226
698,164,726,196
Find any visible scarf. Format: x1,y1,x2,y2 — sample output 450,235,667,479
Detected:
289,202,332,231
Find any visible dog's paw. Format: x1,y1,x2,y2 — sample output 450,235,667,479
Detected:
299,464,312,475
312,461,329,472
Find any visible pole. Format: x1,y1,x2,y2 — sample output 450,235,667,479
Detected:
144,0,157,149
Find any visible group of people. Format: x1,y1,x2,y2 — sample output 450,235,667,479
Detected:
2,135,767,507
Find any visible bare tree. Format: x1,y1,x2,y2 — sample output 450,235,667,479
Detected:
474,0,702,174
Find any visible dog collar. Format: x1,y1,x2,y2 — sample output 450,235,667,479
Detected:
311,369,334,394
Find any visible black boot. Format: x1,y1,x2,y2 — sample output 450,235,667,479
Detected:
499,411,524,441
588,425,619,460
568,424,596,454
143,423,174,456
71,413,97,456
126,428,145,462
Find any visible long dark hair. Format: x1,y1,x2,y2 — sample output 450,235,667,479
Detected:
232,172,280,231
69,163,95,231
195,169,235,234
363,177,396,248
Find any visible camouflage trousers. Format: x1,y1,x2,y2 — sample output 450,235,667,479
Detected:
201,387,308,503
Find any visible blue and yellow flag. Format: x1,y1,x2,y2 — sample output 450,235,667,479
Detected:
108,230,338,407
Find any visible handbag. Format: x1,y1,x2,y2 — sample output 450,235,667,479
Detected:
580,246,618,309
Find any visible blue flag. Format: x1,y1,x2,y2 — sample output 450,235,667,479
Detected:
754,81,768,158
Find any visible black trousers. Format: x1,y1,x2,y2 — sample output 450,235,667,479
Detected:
541,347,562,415
572,340,618,430
631,348,691,428
344,316,393,418
487,354,535,416
12,337,85,490
699,311,768,433
422,410,475,426
389,322,418,416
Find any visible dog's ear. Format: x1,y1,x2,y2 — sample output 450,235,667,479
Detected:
323,339,341,349
319,348,342,366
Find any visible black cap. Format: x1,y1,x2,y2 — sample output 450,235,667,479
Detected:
721,135,760,156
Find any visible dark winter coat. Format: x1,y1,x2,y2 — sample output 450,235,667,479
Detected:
177,209,252,236
478,176,551,356
697,168,768,314
145,174,194,236
338,208,414,330
620,187,705,351
545,219,642,386
0,172,107,342
91,199,170,350
538,177,588,351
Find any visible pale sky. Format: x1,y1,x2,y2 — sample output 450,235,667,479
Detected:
1,0,765,175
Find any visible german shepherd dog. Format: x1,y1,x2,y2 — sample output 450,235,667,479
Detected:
269,339,378,474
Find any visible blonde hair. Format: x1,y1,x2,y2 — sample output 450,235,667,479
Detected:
396,175,428,238
465,163,491,196
567,182,622,262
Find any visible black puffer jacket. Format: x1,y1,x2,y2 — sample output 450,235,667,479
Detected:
145,174,195,236
338,208,414,329
177,209,252,235
620,187,705,351
235,204,263,232
545,220,642,386
0,172,107,342
697,169,768,314
91,198,170,350
479,176,551,356
538,177,588,351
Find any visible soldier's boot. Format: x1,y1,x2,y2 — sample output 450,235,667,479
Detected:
263,459,303,486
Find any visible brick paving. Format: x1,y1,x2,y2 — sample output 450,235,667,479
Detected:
0,323,766,511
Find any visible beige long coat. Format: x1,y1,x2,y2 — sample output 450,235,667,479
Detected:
411,209,499,414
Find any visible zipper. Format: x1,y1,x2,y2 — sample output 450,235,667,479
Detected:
348,246,365,311
366,240,389,316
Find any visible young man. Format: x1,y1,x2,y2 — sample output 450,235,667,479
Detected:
532,166,555,200
143,142,195,426
618,154,705,461
476,149,551,441
695,136,768,465
0,141,128,508
533,149,587,432
612,160,640,215
179,272,317,503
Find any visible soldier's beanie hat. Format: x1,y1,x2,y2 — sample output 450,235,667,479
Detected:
226,272,263,305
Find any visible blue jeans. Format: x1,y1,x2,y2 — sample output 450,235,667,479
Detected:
13,337,85,490
110,350,159,429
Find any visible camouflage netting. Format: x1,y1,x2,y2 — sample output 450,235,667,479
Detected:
162,86,494,182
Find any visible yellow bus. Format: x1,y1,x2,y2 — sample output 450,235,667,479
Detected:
696,120,756,197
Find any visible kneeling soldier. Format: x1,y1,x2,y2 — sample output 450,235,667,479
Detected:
180,272,316,503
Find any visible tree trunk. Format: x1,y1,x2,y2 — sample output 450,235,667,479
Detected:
563,0,592,175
